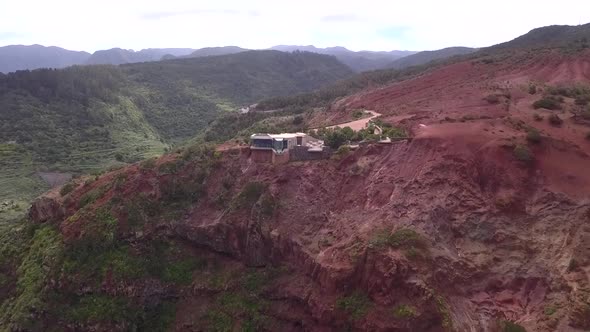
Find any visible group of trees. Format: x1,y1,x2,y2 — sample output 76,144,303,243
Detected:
310,121,407,149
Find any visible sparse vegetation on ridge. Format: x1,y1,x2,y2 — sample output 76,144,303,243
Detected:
336,292,372,320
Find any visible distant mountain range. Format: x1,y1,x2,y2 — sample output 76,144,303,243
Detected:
0,45,91,73
269,45,416,72
5,23,588,74
0,44,419,73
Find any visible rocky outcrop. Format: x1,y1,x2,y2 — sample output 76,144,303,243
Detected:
28,196,64,224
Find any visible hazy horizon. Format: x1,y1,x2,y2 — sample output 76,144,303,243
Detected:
2,0,590,53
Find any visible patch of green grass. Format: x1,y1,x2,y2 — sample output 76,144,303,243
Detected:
67,294,139,324
101,247,148,280
161,258,204,285
0,225,64,330
370,228,426,249
336,291,372,321
79,185,109,208
204,309,233,332
434,295,453,330
393,304,418,319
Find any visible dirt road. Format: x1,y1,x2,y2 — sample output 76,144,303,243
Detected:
325,110,381,131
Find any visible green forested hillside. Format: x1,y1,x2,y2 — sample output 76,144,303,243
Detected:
0,50,353,220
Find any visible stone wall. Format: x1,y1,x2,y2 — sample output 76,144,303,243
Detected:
250,149,273,163
289,146,333,162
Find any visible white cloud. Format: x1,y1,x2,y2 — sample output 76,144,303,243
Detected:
0,0,589,52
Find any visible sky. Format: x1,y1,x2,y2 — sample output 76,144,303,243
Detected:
1,0,590,52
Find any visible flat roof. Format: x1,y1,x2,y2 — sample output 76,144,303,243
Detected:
251,132,307,139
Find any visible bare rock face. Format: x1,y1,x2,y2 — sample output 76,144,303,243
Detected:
29,196,64,224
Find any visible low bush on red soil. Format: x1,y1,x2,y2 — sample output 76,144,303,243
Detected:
513,145,533,162
526,128,542,143
392,304,418,319
528,84,537,95
501,320,527,332
336,292,372,321
485,94,500,104
533,97,562,110
60,182,76,196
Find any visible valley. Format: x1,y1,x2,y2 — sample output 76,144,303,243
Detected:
1,22,590,332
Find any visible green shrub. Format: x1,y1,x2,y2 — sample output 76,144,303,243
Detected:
434,295,453,329
336,292,371,320
235,182,266,209
533,98,562,110
528,85,537,95
393,304,418,319
0,225,64,329
204,309,233,332
60,182,76,196
161,258,202,284
567,258,579,272
501,320,527,332
158,160,180,175
259,194,277,216
352,110,365,119
79,185,108,208
533,114,543,121
370,228,426,249
139,158,157,170
513,145,533,162
383,126,407,140
526,128,541,143
336,145,351,155
292,115,304,125
485,94,500,104
316,127,354,149
548,114,563,126
544,305,557,316
67,295,139,324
